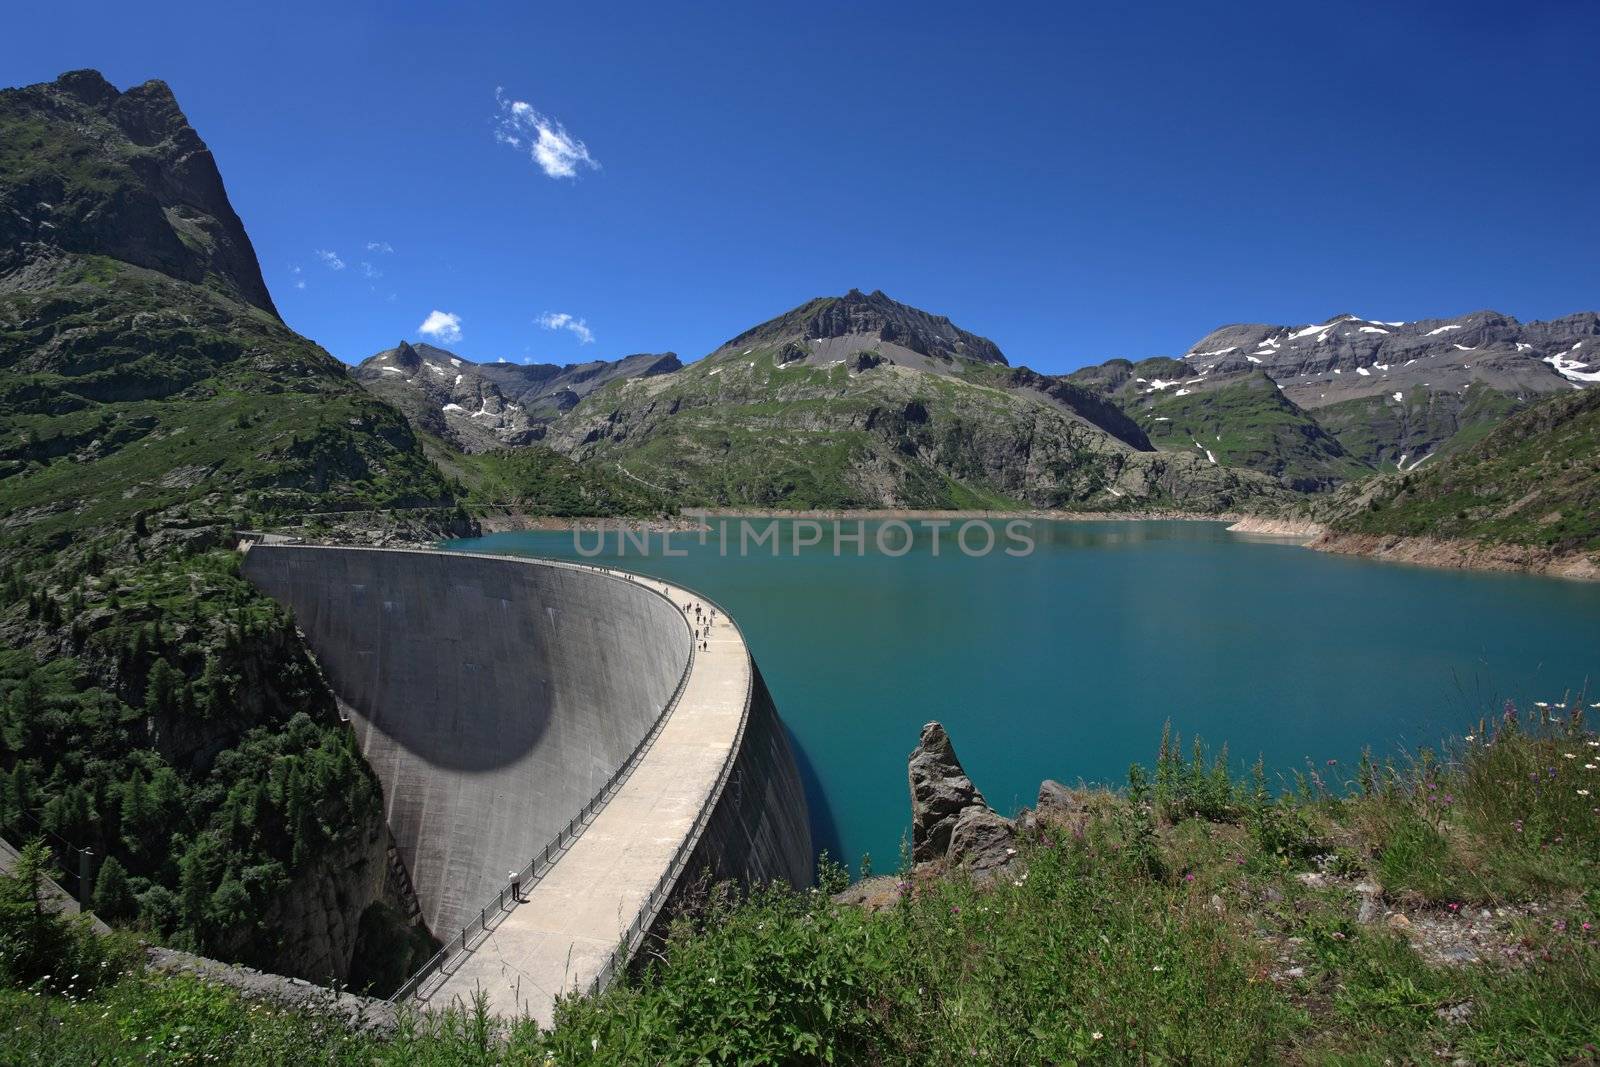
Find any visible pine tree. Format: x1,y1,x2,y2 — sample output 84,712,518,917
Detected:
0,840,73,986
144,659,180,716
92,855,136,920
120,771,155,857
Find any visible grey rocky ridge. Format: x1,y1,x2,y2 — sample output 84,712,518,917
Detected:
1068,310,1600,485
0,69,279,316
354,340,680,453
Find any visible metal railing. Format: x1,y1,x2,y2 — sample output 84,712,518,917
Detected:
379,549,715,1005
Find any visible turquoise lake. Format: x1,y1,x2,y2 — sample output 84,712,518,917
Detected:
444,519,1600,873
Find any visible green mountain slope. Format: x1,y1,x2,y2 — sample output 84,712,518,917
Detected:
0,71,453,987
1312,382,1527,471
1323,388,1600,552
538,291,1285,512
1135,374,1370,491
1066,361,1370,490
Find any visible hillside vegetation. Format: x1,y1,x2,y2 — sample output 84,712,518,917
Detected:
1,71,456,984
4,712,1597,1063
1326,388,1600,553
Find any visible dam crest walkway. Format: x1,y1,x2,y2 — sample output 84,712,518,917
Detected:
391,556,751,1026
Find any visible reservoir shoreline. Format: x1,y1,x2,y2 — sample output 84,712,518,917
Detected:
474,509,1598,581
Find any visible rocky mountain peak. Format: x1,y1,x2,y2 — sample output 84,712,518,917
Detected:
53,68,120,106
0,69,278,317
721,289,1008,366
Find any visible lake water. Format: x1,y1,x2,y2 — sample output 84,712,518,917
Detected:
443,519,1600,873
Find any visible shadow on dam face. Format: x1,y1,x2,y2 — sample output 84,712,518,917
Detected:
241,546,694,934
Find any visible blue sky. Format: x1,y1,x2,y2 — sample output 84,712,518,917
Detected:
11,0,1599,372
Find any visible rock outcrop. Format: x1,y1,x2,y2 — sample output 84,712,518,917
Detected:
907,721,1016,875
0,69,278,315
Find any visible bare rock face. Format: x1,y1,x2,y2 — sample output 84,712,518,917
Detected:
908,721,986,863
907,721,1016,874
0,69,279,316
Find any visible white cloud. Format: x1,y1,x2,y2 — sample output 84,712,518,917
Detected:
289,265,306,290
418,310,463,344
315,249,345,270
366,241,394,253
361,261,382,279
537,311,595,345
494,89,599,180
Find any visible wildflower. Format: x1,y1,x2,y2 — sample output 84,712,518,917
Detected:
592,1037,600,1052
1579,789,1591,797
1536,702,1550,708
1092,1032,1103,1041
1465,735,1476,742
1565,753,1578,760
1586,764,1597,770
1152,965,1164,972
1184,873,1195,883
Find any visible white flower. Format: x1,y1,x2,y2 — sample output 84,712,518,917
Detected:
1465,735,1476,742
1585,764,1596,770
592,1037,600,1051
1535,702,1549,708
1564,753,1578,760
1579,789,1591,797
1092,1031,1104,1041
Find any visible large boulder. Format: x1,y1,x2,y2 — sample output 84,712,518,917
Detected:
948,806,1017,877
908,721,986,864
908,721,1017,876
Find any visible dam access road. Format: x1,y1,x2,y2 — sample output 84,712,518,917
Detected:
241,545,811,1027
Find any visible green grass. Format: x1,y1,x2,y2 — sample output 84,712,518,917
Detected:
5,715,1597,1063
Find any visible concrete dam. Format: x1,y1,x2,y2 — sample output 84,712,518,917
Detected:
241,544,812,1022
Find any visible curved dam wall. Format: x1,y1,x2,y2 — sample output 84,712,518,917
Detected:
241,545,690,936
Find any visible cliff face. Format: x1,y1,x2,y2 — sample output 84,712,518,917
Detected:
0,69,277,315
260,810,390,982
